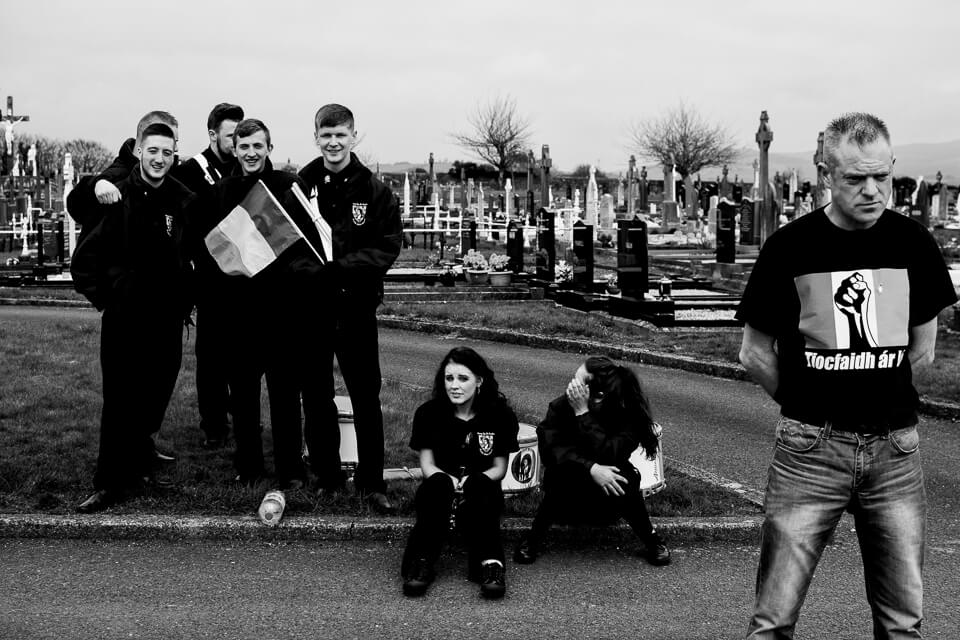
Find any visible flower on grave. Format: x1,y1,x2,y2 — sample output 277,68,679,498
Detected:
488,252,511,272
425,252,442,268
462,249,488,271
605,272,618,287
555,260,573,283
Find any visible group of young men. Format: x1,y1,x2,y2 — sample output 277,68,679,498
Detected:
68,102,402,516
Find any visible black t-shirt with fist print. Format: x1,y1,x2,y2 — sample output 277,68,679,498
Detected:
409,398,520,477
737,208,957,432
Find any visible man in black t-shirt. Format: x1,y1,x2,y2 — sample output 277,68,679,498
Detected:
737,113,957,639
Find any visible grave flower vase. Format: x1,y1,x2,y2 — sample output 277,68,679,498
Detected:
489,271,512,287
466,269,490,285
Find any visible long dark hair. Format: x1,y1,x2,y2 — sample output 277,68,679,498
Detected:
584,356,658,457
431,347,507,415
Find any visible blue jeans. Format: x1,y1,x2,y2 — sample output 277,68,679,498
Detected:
746,417,925,639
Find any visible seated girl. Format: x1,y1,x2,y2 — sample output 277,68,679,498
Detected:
514,355,670,566
401,347,519,598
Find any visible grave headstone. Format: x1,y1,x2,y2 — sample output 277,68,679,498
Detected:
719,164,732,200
535,208,556,280
616,177,625,208
756,110,774,244
571,221,594,291
616,218,648,298
504,178,513,219
506,221,524,274
540,145,551,211
916,180,930,228
732,183,743,203
638,166,648,211
683,175,698,219
461,220,477,252
716,199,737,264
586,166,599,227
813,131,830,209
599,194,616,229
739,197,756,245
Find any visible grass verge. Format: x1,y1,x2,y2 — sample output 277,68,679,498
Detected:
0,310,760,518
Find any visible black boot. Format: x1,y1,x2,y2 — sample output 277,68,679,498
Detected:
644,531,671,566
513,537,539,565
402,558,435,597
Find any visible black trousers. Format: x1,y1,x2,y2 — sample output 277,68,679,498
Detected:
302,301,385,493
401,472,505,576
227,342,305,485
94,306,183,491
194,303,231,440
528,461,656,545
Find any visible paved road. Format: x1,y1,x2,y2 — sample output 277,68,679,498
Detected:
3,534,960,640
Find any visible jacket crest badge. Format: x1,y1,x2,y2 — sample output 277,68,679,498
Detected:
352,202,367,226
477,432,495,456
165,214,174,237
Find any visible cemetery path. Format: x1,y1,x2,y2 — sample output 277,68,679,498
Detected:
3,536,959,639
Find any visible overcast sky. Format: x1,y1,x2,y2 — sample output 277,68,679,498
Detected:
4,0,959,174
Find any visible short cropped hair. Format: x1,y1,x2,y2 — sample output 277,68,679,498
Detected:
823,112,891,172
136,111,178,141
139,123,176,144
314,104,354,131
233,118,271,147
207,103,244,132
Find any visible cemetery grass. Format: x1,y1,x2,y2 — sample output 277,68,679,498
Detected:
0,314,760,518
378,300,960,406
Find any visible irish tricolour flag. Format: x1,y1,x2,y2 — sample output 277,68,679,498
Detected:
205,180,314,277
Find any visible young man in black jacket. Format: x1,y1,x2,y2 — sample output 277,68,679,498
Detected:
195,118,323,490
173,103,244,449
73,123,196,513
67,111,181,227
297,104,402,513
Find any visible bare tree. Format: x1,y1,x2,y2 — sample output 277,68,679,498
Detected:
630,103,738,178
62,139,113,174
452,95,531,186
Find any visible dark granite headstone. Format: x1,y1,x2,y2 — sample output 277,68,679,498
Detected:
506,221,524,274
571,222,594,291
535,208,555,280
616,217,648,297
739,198,755,245
732,183,743,203
717,200,737,264
461,220,477,252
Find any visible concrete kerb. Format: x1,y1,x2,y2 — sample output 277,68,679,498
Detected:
0,514,763,545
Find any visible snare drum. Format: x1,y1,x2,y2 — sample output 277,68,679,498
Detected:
502,423,541,494
628,422,666,497
335,396,358,471
301,396,359,472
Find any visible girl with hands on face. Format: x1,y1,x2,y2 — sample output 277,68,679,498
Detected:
514,356,670,566
401,347,519,599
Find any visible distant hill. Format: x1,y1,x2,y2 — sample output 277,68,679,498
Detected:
379,160,455,176
707,140,960,185
381,141,960,185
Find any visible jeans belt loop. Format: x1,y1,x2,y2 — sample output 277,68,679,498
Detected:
823,419,833,440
